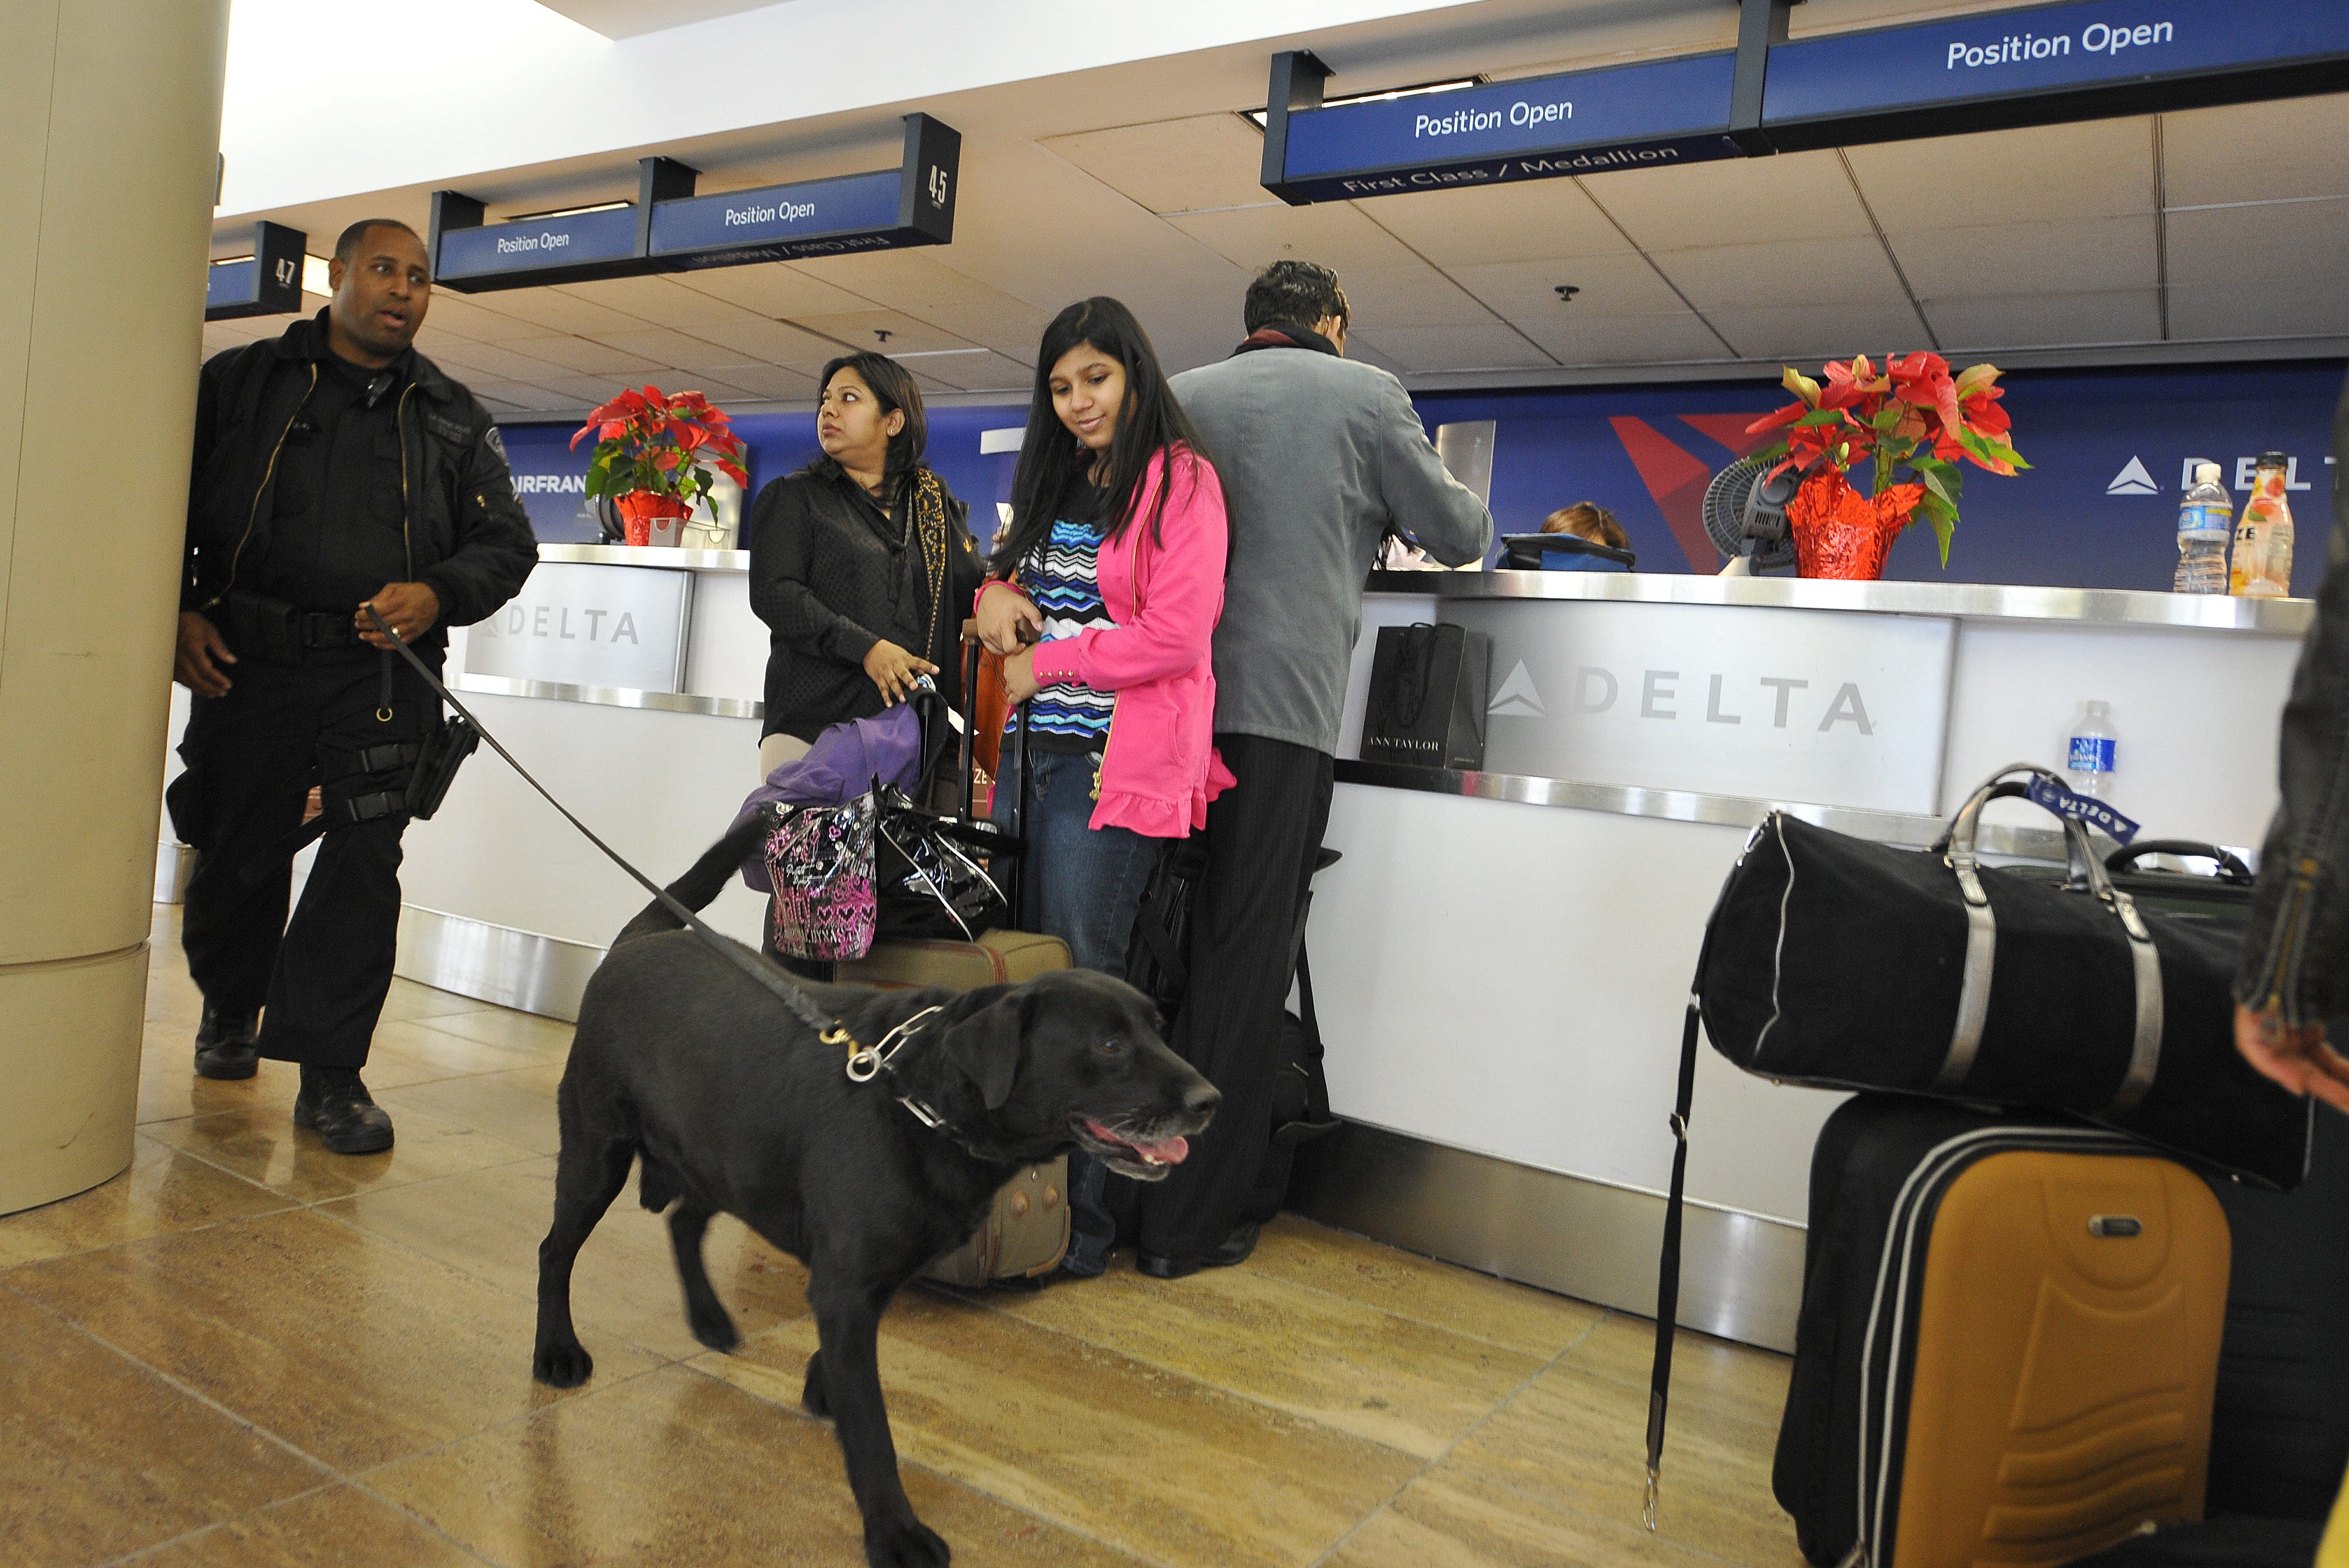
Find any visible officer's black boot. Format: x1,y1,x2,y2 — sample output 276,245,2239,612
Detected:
293,1066,395,1155
192,1004,260,1081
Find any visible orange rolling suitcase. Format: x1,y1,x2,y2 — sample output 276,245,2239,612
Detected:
1771,1096,2232,1568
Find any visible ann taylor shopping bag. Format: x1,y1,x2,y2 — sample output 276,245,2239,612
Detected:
1361,622,1490,770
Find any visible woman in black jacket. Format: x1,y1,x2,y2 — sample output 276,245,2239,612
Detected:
747,352,984,776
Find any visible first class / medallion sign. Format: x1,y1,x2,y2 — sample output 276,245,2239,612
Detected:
1265,53,1741,205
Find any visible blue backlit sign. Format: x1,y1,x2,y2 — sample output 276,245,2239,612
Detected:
649,169,907,265
436,205,639,288
1271,52,1740,203
204,222,306,321
1764,0,2349,126
429,114,958,295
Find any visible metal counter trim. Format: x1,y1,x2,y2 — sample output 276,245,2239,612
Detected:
1331,758,2138,860
1368,570,2312,635
1289,1120,1803,1351
394,905,605,1023
451,673,764,721
538,542,749,572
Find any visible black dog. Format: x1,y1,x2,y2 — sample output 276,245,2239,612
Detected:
533,817,1219,1567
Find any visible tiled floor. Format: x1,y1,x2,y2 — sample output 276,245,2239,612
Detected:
2,907,1808,1568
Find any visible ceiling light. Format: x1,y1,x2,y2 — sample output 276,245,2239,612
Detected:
503,200,631,222
1554,285,1581,302
1245,76,1482,128
304,255,332,296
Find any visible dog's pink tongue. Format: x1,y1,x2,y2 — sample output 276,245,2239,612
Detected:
1130,1134,1189,1164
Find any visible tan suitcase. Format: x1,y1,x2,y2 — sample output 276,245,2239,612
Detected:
838,928,1072,1284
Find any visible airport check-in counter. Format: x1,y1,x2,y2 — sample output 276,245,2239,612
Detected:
159,547,2312,1350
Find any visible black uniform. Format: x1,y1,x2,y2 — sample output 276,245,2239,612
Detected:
745,463,983,744
169,310,536,1069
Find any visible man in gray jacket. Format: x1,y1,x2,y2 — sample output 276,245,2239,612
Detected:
1136,261,1493,1277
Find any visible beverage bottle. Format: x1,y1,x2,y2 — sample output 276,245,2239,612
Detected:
2229,450,2297,597
2065,700,2119,801
2173,460,2231,593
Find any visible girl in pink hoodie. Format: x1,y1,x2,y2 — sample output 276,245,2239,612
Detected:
975,296,1233,1276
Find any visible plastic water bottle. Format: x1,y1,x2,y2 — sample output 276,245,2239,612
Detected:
2229,451,2297,597
2066,701,2119,800
2173,461,2231,593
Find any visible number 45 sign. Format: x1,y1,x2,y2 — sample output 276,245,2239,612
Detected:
926,164,950,208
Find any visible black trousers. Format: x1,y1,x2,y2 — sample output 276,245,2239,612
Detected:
1134,733,1333,1264
171,653,430,1070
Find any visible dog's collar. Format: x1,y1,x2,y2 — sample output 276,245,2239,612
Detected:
841,1006,957,1134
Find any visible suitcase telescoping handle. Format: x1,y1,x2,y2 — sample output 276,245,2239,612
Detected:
2109,839,2254,886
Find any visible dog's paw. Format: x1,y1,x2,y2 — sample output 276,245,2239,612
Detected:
533,1336,594,1389
864,1516,951,1567
801,1352,831,1419
687,1301,740,1354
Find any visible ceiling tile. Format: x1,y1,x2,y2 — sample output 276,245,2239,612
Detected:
789,250,1051,360
1164,201,1422,276
1705,302,1934,363
792,312,979,358
550,275,773,331
590,326,747,368
1350,321,1553,373
1339,264,1504,331
1354,176,1637,267
671,262,876,320
2166,198,2349,291
514,369,645,404
1921,290,2162,350
1517,313,1734,367
416,292,568,343
891,349,1033,394
1651,233,1911,312
502,335,668,377
1845,116,2154,231
1589,149,1874,251
696,316,857,374
468,382,583,415
1447,253,1692,321
916,138,1255,321
425,340,574,382
2169,284,2349,342
1886,213,2158,298
456,287,652,337
2163,92,2349,206
1040,113,1271,216
702,362,824,401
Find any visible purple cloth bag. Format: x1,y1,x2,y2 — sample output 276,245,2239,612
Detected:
734,706,926,895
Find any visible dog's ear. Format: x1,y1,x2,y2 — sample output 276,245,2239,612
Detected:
943,991,1024,1111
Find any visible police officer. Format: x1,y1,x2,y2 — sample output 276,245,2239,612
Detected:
170,218,536,1153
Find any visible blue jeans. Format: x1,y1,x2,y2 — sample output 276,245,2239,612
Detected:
992,744,1161,1275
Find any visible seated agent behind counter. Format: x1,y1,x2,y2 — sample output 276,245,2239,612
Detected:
170,218,537,1153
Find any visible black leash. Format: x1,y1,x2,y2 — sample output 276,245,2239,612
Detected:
362,607,857,1052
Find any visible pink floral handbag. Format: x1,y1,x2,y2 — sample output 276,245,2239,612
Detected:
762,794,880,961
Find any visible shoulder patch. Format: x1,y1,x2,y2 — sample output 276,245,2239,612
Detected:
484,426,507,460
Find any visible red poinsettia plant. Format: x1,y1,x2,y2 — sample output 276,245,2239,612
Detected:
1746,352,2026,566
571,385,748,509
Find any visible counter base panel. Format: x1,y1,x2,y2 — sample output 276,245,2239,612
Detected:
1290,1119,1802,1353
394,905,606,1024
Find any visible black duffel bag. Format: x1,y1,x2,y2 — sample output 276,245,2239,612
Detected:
1696,762,2309,1190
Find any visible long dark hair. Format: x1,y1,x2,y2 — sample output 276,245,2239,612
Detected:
799,352,928,501
990,297,1209,575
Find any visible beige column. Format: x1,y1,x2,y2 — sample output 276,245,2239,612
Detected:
0,0,232,1214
